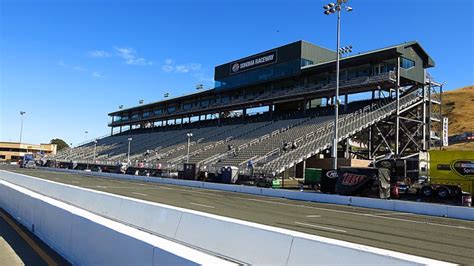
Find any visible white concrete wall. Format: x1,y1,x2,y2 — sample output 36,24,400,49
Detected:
43,168,474,220
0,170,455,265
0,180,235,265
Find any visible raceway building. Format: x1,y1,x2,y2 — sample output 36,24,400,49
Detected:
53,40,442,177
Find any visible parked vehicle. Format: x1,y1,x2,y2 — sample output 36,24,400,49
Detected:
419,150,474,199
19,153,36,168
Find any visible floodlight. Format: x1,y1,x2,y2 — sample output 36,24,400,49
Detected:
346,6,353,11
328,3,335,7
323,5,329,9
324,10,331,15
330,8,336,13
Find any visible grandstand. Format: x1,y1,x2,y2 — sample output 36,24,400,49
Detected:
51,40,442,177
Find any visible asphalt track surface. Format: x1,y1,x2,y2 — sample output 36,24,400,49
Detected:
2,167,474,265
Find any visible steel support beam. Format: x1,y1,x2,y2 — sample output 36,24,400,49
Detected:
395,56,400,157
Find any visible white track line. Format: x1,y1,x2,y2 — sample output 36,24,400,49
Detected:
372,212,415,217
132,192,148,197
189,202,215,209
237,197,474,231
306,215,322,218
294,222,347,233
96,185,107,188
155,186,174,190
175,188,218,196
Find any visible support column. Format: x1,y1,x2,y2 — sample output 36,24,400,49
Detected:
302,159,306,180
110,127,114,135
395,57,400,157
344,94,348,112
439,84,444,150
303,99,307,114
242,108,247,121
345,139,350,159
427,82,432,150
422,85,427,150
368,126,373,159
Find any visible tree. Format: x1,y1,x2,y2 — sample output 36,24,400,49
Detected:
50,139,69,151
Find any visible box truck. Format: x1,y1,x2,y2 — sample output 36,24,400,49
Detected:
419,150,474,198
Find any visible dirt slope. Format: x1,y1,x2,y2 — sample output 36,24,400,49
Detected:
442,85,474,136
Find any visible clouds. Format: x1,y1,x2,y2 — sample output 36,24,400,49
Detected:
62,46,212,84
58,60,103,79
88,50,110,58
92,72,104,78
72,65,87,72
162,59,201,73
87,47,153,66
114,47,153,66
58,60,87,72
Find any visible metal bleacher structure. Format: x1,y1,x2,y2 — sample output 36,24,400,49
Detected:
51,40,443,177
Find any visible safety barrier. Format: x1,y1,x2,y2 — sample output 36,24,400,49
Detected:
0,180,235,265
0,170,455,265
41,168,474,221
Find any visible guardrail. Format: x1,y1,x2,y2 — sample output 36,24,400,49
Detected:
0,170,456,265
0,179,233,265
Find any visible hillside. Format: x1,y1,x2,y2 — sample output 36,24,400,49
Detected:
443,141,474,151
442,85,474,136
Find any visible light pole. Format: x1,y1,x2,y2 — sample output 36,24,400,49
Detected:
19,111,26,144
93,140,98,163
186,133,193,163
127,137,132,165
323,0,353,170
84,131,88,143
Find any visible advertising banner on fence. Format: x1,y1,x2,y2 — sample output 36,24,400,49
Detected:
335,168,378,196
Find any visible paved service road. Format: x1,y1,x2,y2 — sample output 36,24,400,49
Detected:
0,208,70,266
2,167,474,264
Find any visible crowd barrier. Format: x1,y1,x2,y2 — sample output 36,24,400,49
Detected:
45,168,474,221
0,170,454,265
0,179,236,265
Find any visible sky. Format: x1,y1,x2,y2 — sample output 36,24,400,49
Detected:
1,0,473,146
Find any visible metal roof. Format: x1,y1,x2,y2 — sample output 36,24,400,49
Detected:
108,87,215,116
301,41,434,71
109,41,434,117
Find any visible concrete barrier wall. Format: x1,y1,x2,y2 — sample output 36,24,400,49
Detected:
0,180,235,265
0,170,454,265
43,168,474,220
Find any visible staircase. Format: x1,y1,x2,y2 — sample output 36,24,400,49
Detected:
257,89,424,175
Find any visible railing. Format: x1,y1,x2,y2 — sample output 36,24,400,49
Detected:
74,133,112,148
109,72,395,127
258,89,423,175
